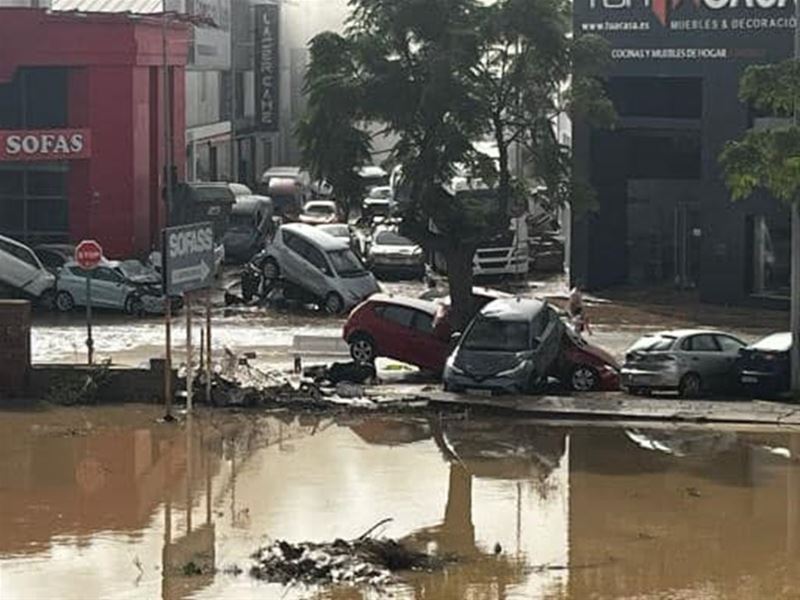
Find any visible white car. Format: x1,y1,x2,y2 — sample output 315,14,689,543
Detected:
0,234,56,301
366,226,424,279
299,200,339,225
54,259,179,315
254,223,379,313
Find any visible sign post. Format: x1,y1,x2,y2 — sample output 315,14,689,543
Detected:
162,222,215,415
74,240,103,365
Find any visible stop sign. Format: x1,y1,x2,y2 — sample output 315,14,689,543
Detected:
75,239,103,270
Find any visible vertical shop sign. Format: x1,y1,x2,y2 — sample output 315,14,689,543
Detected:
254,3,279,131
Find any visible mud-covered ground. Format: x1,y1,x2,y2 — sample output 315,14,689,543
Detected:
1,405,800,599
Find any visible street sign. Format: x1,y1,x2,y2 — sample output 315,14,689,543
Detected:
75,239,103,270
162,222,215,296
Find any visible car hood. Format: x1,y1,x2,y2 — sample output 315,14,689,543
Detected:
370,244,419,256
454,349,531,379
342,273,380,305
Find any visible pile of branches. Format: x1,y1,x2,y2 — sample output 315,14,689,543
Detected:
250,522,447,587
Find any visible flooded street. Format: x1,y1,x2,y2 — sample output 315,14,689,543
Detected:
2,406,800,599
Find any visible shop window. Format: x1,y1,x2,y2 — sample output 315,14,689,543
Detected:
27,198,68,234
0,162,68,244
0,198,24,235
626,131,701,180
606,77,702,119
750,214,790,297
26,68,67,128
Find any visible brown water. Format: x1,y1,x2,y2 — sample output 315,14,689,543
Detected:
2,406,800,600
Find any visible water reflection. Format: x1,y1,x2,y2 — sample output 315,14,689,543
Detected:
1,408,800,599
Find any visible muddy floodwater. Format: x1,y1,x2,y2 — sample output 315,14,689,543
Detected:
2,407,800,599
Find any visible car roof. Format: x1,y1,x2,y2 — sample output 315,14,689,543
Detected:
479,297,548,321
366,293,438,315
359,165,388,177
280,223,349,250
229,183,253,195
64,259,120,269
232,195,273,213
647,329,735,339
304,200,336,208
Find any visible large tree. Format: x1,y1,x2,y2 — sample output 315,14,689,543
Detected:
300,0,612,328
719,59,800,393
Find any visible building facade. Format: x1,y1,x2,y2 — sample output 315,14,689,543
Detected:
0,8,188,256
571,0,793,306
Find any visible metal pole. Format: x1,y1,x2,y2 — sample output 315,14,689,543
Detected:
164,297,173,418
163,12,173,222
205,290,212,404
186,293,193,413
86,272,93,365
793,0,800,395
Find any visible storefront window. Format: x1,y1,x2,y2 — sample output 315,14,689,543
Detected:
751,215,790,297
0,163,69,244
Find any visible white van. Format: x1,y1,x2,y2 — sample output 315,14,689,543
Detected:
257,223,380,313
0,234,56,300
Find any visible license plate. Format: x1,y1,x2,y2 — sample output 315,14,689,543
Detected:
467,388,493,398
741,376,758,384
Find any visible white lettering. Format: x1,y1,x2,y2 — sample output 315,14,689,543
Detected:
69,134,84,153
5,135,21,155
21,136,39,154
169,228,214,259
53,135,70,154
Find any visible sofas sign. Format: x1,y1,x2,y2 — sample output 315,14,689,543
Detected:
0,129,91,161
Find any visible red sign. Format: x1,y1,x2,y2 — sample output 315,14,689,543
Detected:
0,129,91,162
75,240,103,270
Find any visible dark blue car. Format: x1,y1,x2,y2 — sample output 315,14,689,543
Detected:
737,332,791,398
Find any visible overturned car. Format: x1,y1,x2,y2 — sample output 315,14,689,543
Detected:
243,223,379,314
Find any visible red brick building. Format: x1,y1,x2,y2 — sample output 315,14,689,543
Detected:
0,8,189,257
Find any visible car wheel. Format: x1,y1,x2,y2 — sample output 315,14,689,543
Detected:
570,365,599,392
262,258,280,281
323,292,345,315
124,294,144,316
39,288,56,310
349,334,375,364
55,291,75,312
679,373,702,398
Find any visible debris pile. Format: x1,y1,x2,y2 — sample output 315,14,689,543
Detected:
250,537,445,587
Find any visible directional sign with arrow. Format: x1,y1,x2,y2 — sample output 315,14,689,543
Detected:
162,222,215,296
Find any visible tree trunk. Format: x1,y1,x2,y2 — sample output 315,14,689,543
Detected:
494,114,511,216
445,242,477,331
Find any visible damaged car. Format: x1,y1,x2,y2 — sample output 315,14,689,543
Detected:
621,329,746,398
550,324,620,391
251,223,379,314
54,259,180,315
443,298,563,394
0,233,56,304
343,294,451,372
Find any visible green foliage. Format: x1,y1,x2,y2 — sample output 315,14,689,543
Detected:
720,59,800,206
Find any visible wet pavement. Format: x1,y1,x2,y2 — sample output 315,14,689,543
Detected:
2,405,800,599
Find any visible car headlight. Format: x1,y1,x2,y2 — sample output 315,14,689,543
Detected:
496,360,532,378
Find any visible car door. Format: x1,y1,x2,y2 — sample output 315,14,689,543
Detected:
374,304,416,365
681,334,728,390
407,309,449,371
531,307,561,375
713,334,746,390
90,267,128,309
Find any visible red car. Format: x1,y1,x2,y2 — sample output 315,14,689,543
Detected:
343,294,451,372
550,325,620,391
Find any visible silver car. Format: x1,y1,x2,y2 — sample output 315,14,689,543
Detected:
54,260,177,315
443,298,564,395
621,329,746,397
258,223,380,314
366,226,424,279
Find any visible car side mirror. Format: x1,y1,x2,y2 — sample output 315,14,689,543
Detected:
450,332,461,343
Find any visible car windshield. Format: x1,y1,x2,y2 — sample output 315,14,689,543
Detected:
306,204,334,215
118,260,158,281
322,226,349,238
369,187,392,199
463,317,530,352
752,332,792,352
630,335,677,352
228,213,254,231
328,249,366,277
375,231,412,246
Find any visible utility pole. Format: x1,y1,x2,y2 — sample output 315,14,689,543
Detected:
793,0,800,395
163,10,175,418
